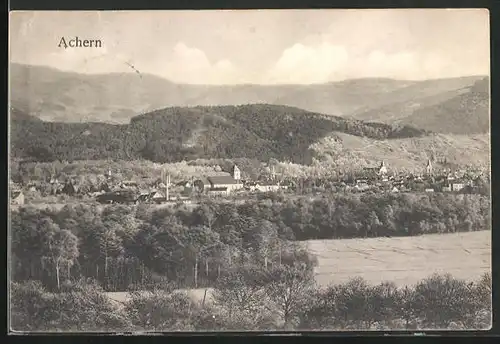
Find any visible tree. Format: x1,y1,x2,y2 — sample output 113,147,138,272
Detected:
124,289,198,331
413,274,474,329
365,211,382,237
367,281,400,329
43,228,79,290
56,278,132,331
331,277,374,329
394,285,419,329
10,281,56,331
263,264,316,329
212,265,276,330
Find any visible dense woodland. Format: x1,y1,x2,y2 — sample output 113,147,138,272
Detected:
11,270,491,331
11,192,490,293
10,104,429,164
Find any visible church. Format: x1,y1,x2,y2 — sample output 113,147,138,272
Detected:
192,165,244,195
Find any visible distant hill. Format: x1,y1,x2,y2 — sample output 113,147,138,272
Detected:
10,63,486,125
400,78,489,134
10,104,429,164
351,78,489,134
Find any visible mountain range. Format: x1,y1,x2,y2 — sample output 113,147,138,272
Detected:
9,63,490,168
10,63,489,135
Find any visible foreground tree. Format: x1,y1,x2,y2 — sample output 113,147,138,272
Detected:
212,264,276,330
413,274,475,329
124,287,199,331
263,264,316,329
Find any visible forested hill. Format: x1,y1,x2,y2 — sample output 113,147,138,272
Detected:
351,77,490,134
10,104,429,164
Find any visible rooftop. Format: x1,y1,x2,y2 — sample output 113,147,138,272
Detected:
208,176,240,185
208,187,229,192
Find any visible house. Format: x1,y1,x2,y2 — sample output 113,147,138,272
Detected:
363,161,388,179
49,177,60,185
355,182,370,191
425,188,435,193
442,185,452,192
206,175,243,192
96,190,137,204
27,182,38,192
391,186,399,193
120,180,138,189
150,191,167,203
451,182,466,192
207,187,230,196
255,182,281,193
11,190,25,205
193,165,244,195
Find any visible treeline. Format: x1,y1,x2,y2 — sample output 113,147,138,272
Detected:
11,270,492,331
10,104,429,164
11,193,490,292
11,203,316,292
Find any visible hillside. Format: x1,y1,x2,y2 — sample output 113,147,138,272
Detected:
400,78,489,134
310,131,490,171
351,78,489,134
10,104,429,164
10,63,486,124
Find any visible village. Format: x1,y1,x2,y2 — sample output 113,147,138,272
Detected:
9,158,488,207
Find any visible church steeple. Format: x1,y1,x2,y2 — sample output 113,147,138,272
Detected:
232,165,241,181
378,160,388,176
426,159,433,175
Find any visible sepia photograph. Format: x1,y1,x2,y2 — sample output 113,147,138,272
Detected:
8,9,491,332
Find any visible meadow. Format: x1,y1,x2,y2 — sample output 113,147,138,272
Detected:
309,230,491,287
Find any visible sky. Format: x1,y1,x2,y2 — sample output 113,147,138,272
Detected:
9,9,490,85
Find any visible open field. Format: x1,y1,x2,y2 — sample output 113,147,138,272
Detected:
105,231,491,305
308,230,491,287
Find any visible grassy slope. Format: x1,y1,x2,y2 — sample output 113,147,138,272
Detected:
310,132,490,171
10,63,486,124
308,230,491,287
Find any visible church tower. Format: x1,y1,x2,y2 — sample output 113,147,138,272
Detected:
379,160,388,175
232,165,241,182
426,159,433,175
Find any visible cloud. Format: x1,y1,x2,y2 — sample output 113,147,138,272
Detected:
265,43,349,84
156,42,240,84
